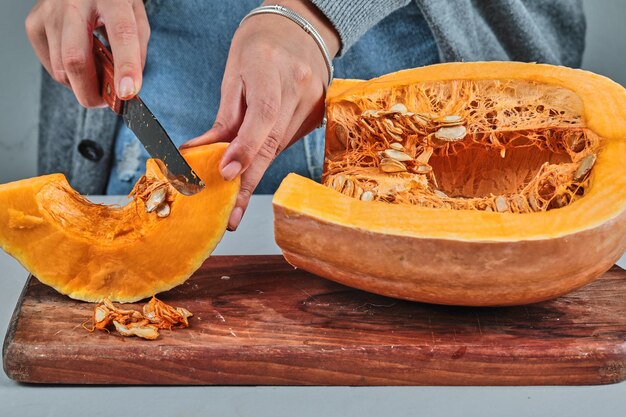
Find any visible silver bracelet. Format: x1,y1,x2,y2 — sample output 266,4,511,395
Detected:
240,4,334,87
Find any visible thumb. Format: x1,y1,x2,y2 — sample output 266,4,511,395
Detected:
179,124,231,150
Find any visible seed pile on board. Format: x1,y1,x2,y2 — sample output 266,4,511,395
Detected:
85,296,193,340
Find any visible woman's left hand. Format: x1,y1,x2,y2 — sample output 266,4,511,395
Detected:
181,0,340,230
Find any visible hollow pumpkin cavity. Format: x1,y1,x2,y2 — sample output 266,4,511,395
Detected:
273,62,626,306
323,79,601,212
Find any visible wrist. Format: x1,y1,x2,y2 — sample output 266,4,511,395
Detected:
261,0,340,58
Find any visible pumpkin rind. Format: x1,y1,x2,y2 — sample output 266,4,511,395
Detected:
273,62,626,306
0,143,239,302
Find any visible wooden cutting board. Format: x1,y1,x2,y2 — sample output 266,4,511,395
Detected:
3,256,626,385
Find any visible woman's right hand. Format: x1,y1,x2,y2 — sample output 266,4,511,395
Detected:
25,0,150,108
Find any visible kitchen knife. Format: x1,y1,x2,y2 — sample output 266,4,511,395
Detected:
92,35,204,196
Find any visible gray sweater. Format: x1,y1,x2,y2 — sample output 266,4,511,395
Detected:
38,0,585,194
313,0,585,66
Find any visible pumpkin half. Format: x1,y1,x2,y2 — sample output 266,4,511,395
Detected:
273,62,626,306
0,143,239,302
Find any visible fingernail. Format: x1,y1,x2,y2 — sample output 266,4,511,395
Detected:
118,76,135,99
227,207,243,231
221,160,242,181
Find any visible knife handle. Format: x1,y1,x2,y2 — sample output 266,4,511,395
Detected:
93,35,123,115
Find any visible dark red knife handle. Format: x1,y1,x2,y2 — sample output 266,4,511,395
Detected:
93,35,123,115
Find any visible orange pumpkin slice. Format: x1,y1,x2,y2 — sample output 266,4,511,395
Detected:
0,143,239,302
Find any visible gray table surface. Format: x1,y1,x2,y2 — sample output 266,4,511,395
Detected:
1,195,625,417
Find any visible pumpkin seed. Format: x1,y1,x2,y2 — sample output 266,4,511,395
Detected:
416,147,434,164
176,307,193,319
513,195,526,210
411,114,430,126
140,325,157,338
389,142,405,152
335,124,348,148
361,109,381,118
145,187,167,213
414,164,432,174
383,148,413,162
383,118,404,135
574,154,596,182
343,179,355,196
434,190,448,199
94,306,108,323
415,112,434,121
387,131,404,142
360,191,374,202
332,175,346,191
500,147,506,158
389,103,408,114
114,321,159,340
379,158,407,173
103,298,135,315
403,117,426,133
354,186,364,199
437,115,464,126
156,203,171,218
528,195,540,211
495,196,509,213
484,206,493,212
567,134,586,153
434,125,467,142
570,136,587,153
112,320,132,337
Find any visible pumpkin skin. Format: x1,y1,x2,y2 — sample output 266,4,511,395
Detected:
273,62,626,306
0,143,239,302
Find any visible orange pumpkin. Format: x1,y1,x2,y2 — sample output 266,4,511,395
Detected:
0,143,239,302
273,62,626,306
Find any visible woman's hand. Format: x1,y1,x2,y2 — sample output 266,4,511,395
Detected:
181,0,340,231
25,0,150,107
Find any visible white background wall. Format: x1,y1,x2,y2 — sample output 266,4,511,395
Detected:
1,0,625,184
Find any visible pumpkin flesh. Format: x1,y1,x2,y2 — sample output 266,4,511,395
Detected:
0,143,239,302
274,62,626,306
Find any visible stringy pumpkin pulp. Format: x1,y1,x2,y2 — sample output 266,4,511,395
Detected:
323,79,600,213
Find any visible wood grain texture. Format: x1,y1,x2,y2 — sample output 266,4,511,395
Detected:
3,256,626,385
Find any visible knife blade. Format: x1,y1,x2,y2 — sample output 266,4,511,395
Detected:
92,35,204,196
